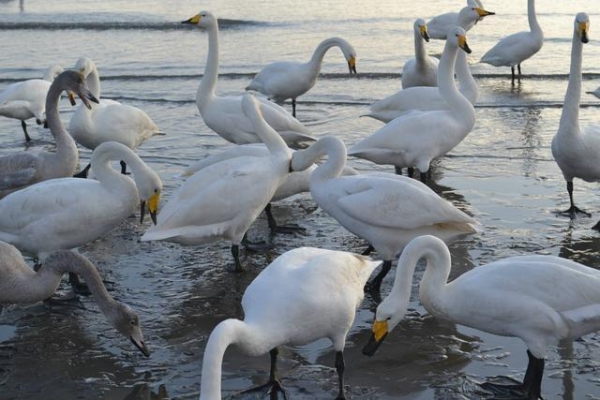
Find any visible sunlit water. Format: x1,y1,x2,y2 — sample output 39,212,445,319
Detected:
1,0,600,398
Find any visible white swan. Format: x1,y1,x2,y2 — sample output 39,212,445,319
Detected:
480,0,543,82
291,135,480,291
68,57,162,176
362,234,600,400
179,143,359,233
0,64,64,142
182,10,314,146
427,2,494,40
0,141,162,261
551,13,597,227
365,49,477,123
246,36,357,117
0,241,150,357
141,94,292,271
349,27,476,180
198,246,381,399
0,70,98,199
401,19,439,89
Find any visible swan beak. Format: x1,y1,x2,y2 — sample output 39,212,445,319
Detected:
68,91,77,106
579,22,589,44
476,8,495,17
141,192,160,225
182,14,201,25
130,336,150,357
420,25,430,42
362,320,389,356
79,90,99,110
348,56,357,74
458,35,472,54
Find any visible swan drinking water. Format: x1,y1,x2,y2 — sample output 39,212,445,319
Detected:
246,36,357,117
0,70,98,199
0,241,150,357
362,234,600,400
181,10,314,146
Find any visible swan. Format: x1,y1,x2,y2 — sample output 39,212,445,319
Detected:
181,10,315,146
364,49,477,123
348,27,476,181
0,64,64,142
198,246,381,399
246,36,357,117
179,143,359,234
480,0,543,82
427,2,495,40
0,70,98,199
68,57,162,177
0,241,150,357
551,13,597,227
586,87,600,99
362,234,600,400
291,135,480,292
401,19,439,89
141,94,292,271
0,141,162,262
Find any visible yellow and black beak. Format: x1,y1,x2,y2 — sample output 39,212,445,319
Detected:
182,14,201,25
476,7,495,18
68,91,77,106
140,192,160,225
579,21,590,44
348,56,357,74
420,25,430,42
362,319,389,356
458,35,472,54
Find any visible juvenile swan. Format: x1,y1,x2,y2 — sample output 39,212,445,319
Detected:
247,36,357,117
182,10,314,146
0,70,98,199
551,13,598,227
363,234,600,400
198,247,381,399
0,241,150,356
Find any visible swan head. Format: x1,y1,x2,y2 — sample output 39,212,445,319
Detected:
181,10,216,30
58,70,99,110
415,19,430,42
73,57,97,79
458,5,494,26
138,175,162,225
330,37,357,75
448,27,472,54
575,13,590,44
108,302,150,357
361,296,407,357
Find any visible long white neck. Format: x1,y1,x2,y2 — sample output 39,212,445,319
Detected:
527,0,542,36
414,29,428,66
196,20,220,110
45,75,79,173
455,50,478,104
438,41,474,125
199,319,256,400
243,99,290,157
307,38,344,73
559,27,583,134
292,136,346,184
90,142,144,195
85,66,101,99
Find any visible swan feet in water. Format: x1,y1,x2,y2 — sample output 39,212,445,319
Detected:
240,348,289,400
556,205,591,219
480,350,544,400
264,204,307,235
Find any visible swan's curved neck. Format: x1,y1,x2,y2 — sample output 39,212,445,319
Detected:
414,31,428,65
292,136,346,183
527,0,542,35
91,144,145,191
308,38,342,71
455,50,477,103
559,29,583,133
200,319,256,400
45,78,78,163
46,251,117,314
85,67,101,98
438,42,474,122
196,22,220,109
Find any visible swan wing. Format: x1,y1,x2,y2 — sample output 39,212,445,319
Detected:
365,87,446,123
0,153,38,190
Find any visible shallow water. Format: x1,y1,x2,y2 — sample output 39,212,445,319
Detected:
2,0,600,399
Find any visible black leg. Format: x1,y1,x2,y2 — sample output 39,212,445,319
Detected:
365,260,392,293
518,63,522,76
292,99,296,118
522,350,544,400
394,165,403,175
407,167,414,178
73,163,91,179
361,244,374,256
68,272,92,295
419,171,427,183
335,351,346,400
264,203,306,235
241,347,288,399
231,244,244,272
120,160,128,175
511,66,516,84
21,120,31,142
558,181,591,218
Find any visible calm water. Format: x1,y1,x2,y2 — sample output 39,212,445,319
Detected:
2,0,600,399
